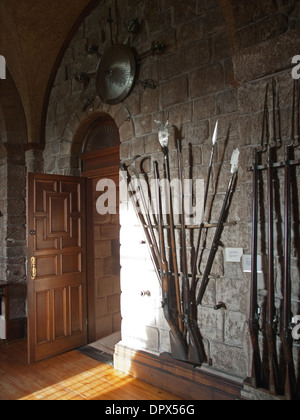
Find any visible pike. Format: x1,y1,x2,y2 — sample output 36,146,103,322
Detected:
191,121,218,299
154,161,188,362
177,139,206,365
265,78,280,395
155,120,183,333
197,149,240,305
281,79,297,400
248,84,269,389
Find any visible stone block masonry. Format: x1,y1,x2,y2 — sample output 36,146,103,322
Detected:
41,0,300,389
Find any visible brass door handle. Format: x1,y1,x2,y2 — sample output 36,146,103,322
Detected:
31,257,37,280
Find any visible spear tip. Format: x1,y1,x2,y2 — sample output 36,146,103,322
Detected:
212,120,219,146
230,148,240,174
155,120,170,149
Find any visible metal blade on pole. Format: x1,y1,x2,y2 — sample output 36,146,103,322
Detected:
197,149,239,306
191,121,218,291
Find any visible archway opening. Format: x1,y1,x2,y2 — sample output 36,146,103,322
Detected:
80,114,121,347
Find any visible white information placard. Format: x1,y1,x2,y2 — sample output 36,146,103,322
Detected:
242,255,263,273
225,248,243,263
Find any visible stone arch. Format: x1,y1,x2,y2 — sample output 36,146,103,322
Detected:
81,114,120,154
70,103,134,173
44,99,135,176
0,69,27,322
0,69,27,148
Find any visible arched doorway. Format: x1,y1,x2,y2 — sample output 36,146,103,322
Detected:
80,114,121,344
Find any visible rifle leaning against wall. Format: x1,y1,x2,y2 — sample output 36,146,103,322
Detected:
281,80,298,401
248,84,269,390
265,79,280,396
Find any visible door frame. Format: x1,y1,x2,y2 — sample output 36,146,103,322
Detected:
81,146,120,343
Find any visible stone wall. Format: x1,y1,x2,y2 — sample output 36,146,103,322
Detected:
43,0,300,384
0,71,27,321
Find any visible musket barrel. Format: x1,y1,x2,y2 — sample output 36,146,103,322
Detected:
249,147,263,389
266,144,280,396
282,145,297,400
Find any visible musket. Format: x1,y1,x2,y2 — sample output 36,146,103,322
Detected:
249,148,263,389
154,161,188,362
281,80,297,400
248,85,268,389
265,78,280,395
155,120,183,333
177,139,206,365
197,149,239,306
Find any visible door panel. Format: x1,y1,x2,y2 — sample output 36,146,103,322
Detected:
27,173,87,363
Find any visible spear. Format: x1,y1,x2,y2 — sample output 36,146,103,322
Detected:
197,148,239,305
191,121,218,295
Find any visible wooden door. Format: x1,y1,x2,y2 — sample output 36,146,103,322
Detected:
27,174,87,363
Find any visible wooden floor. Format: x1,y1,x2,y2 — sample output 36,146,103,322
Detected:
0,340,182,401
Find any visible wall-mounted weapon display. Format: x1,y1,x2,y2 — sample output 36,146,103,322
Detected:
247,79,300,400
121,119,239,366
76,9,166,111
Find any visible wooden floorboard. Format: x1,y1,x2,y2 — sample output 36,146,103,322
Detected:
0,340,182,401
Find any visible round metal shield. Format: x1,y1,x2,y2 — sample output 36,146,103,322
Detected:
95,44,136,105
